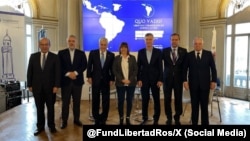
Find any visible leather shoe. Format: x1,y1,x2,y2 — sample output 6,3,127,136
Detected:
94,121,100,125
153,121,158,125
126,117,130,125
61,122,67,129
140,120,147,125
100,121,106,125
74,121,83,127
175,121,181,125
166,120,172,125
50,127,57,133
34,128,44,136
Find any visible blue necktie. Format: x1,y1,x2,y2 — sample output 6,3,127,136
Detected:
101,52,105,67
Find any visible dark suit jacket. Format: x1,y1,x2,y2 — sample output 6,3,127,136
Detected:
137,47,163,84
58,48,87,87
183,49,217,90
162,47,187,83
27,52,60,93
112,54,138,87
86,49,115,86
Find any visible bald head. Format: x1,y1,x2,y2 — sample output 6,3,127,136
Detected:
39,37,51,53
193,37,204,51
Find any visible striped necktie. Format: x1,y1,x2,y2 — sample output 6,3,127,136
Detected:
172,49,176,64
42,53,46,69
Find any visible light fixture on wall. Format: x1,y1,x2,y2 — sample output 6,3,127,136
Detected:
0,0,27,7
231,0,249,10
0,0,28,13
0,0,27,10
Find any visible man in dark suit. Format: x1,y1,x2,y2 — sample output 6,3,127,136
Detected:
183,37,217,125
137,33,163,125
162,33,187,125
58,35,87,129
27,37,60,135
86,37,115,125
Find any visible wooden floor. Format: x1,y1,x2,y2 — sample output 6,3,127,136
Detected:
0,96,250,141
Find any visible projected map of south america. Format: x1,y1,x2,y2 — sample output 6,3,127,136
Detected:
82,0,173,51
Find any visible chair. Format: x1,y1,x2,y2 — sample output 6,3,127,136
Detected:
88,86,94,121
20,81,30,102
182,80,222,123
182,89,192,123
88,85,117,121
133,87,142,119
182,89,191,117
110,84,117,107
133,87,154,122
209,78,222,122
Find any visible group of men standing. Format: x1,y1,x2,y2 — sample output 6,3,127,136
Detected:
27,35,87,136
162,33,217,126
27,32,217,136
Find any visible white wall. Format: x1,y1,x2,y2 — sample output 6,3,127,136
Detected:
0,12,25,82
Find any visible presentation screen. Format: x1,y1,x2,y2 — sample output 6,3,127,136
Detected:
82,0,173,52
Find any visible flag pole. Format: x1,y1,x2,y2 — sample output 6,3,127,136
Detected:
211,26,216,60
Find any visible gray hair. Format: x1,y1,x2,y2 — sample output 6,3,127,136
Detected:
193,37,204,44
99,37,108,44
67,34,77,40
39,37,51,46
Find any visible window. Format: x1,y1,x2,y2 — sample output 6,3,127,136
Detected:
225,0,250,100
227,0,250,17
23,2,32,67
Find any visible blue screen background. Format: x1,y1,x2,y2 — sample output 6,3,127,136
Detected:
82,0,173,52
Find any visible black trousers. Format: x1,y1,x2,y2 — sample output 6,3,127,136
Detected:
163,76,183,121
190,88,210,125
91,80,110,123
61,81,82,122
116,86,136,118
33,86,56,129
141,83,161,122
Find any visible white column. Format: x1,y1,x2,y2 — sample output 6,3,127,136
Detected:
58,0,68,49
175,0,190,50
67,0,80,48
